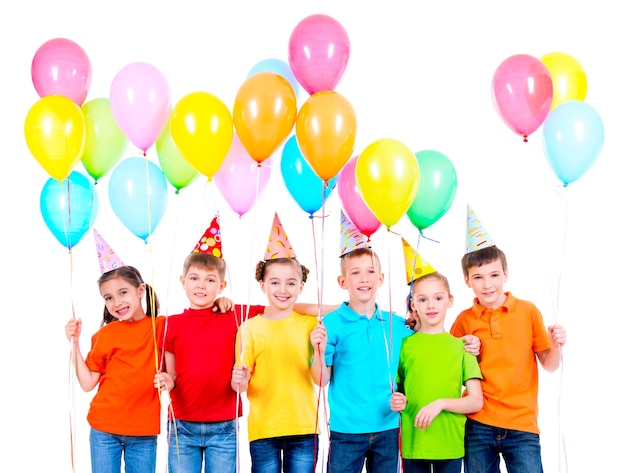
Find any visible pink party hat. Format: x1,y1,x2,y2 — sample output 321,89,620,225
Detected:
465,205,495,254
264,212,297,260
402,238,436,284
340,210,369,257
94,228,125,274
192,214,223,258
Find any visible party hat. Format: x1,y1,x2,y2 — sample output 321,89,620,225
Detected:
340,210,369,257
264,212,297,260
465,205,495,254
94,228,125,274
192,214,223,258
402,238,436,284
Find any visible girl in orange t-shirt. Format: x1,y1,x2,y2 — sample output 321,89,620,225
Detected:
65,265,165,473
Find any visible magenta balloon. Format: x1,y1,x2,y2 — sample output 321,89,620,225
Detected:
491,54,553,141
337,156,381,237
214,133,271,217
288,14,350,95
109,62,171,152
31,38,92,106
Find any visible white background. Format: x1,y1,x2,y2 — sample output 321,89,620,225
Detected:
2,1,622,472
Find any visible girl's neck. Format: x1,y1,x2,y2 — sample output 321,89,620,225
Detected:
262,305,294,320
418,324,446,335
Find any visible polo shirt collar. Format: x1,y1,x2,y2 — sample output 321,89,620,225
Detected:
471,292,516,317
337,301,386,321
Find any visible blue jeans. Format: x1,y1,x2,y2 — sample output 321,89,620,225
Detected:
402,458,462,473
328,428,400,473
249,434,318,473
90,428,157,473
167,419,237,473
464,419,543,473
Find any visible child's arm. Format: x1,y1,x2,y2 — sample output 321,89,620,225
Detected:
154,351,176,392
213,297,233,313
310,323,332,386
460,335,481,356
65,318,101,392
231,365,250,392
413,377,483,430
537,324,566,372
390,391,407,412
295,303,340,318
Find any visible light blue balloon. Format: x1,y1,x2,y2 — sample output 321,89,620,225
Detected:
542,100,604,186
108,157,168,241
281,135,337,216
40,171,99,249
248,58,300,99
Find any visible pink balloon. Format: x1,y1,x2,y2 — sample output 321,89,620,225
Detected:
337,156,381,237
214,133,271,217
492,54,553,141
109,62,171,152
31,38,92,106
288,14,350,95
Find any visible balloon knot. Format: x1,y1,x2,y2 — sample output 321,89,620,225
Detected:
523,135,528,143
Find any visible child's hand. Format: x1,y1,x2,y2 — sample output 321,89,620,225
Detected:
414,400,444,430
461,335,481,356
549,324,566,347
213,297,233,313
65,318,82,343
154,372,175,392
390,392,407,412
231,365,250,386
310,323,327,352
406,313,420,331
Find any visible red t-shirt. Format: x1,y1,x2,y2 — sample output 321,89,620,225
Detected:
164,305,264,422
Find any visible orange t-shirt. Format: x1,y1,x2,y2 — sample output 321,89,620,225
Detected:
450,293,553,434
85,315,164,436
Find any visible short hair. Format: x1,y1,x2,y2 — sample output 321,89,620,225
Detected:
411,272,452,297
461,246,508,279
339,248,381,275
255,258,309,283
182,252,227,281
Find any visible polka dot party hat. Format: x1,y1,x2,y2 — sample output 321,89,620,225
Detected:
94,228,125,274
402,237,436,285
192,214,222,258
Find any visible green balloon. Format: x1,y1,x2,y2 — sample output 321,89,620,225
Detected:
156,120,199,193
406,150,457,231
81,98,128,183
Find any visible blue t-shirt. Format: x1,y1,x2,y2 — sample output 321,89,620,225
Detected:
323,302,414,433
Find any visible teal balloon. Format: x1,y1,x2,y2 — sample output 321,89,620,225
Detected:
108,157,168,241
542,100,604,186
281,135,337,216
406,150,457,231
40,171,98,249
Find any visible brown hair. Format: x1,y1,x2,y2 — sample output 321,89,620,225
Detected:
411,272,452,297
97,265,159,326
339,247,381,275
182,252,227,280
255,258,309,283
461,246,508,279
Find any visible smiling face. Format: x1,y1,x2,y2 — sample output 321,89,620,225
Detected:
99,276,146,322
464,259,508,309
411,274,453,333
338,252,384,306
181,265,226,309
260,260,304,312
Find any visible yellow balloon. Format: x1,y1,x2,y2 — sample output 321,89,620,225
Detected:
170,91,233,181
355,138,420,228
540,52,587,111
24,95,86,181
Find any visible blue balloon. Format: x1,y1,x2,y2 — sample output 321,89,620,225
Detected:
108,157,168,241
281,135,337,216
40,171,99,249
247,58,300,99
542,100,604,186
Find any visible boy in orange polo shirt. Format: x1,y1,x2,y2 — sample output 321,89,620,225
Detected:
449,206,567,473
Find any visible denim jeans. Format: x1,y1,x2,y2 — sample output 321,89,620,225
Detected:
464,419,543,473
328,428,400,473
167,419,237,473
90,428,157,473
249,434,318,473
402,458,462,473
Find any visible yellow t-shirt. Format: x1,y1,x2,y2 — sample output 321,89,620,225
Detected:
236,312,320,442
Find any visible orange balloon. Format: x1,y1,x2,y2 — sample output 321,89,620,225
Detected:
24,95,86,181
233,72,297,163
295,91,356,182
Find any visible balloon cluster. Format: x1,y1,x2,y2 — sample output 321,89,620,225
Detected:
492,52,604,187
